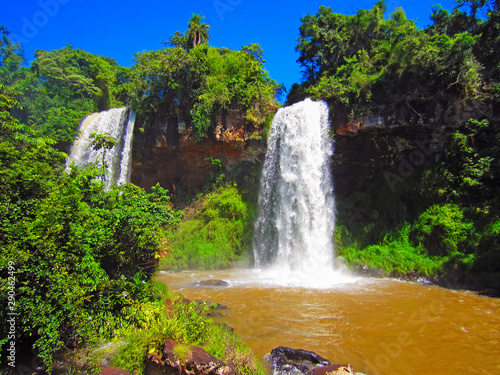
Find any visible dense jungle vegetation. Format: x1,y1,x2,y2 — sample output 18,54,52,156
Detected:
1,0,500,372
287,0,500,294
0,15,274,374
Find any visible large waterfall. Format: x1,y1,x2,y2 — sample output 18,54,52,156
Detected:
253,99,345,285
67,107,135,190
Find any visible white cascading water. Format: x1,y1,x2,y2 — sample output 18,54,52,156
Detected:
252,99,353,287
66,107,136,190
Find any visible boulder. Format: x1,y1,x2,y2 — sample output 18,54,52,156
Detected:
263,347,362,375
263,346,330,375
196,279,229,287
145,339,234,375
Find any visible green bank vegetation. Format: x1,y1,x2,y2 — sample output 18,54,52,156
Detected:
161,184,254,270
113,282,262,375
335,118,500,292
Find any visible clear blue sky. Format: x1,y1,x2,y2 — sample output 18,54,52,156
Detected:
3,0,459,91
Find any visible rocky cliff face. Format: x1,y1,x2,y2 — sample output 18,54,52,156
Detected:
333,125,440,196
331,97,493,197
130,109,266,196
131,97,492,201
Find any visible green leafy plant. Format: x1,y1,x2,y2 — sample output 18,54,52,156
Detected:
0,86,183,371
161,185,251,269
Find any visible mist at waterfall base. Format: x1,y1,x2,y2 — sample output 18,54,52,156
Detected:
249,98,356,288
66,107,136,190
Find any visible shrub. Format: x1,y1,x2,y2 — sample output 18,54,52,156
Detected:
339,223,446,276
409,204,476,257
113,283,263,375
161,185,251,269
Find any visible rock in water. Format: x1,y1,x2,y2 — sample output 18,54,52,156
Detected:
263,347,363,375
263,346,331,375
196,279,229,287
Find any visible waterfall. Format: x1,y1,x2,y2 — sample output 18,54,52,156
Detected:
253,98,337,278
66,107,136,190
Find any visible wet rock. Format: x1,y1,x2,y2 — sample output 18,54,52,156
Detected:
196,279,229,287
263,347,363,375
145,339,234,375
263,346,330,375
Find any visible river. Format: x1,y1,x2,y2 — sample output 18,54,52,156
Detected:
157,269,500,375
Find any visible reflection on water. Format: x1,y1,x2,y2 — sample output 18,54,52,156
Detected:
157,269,500,375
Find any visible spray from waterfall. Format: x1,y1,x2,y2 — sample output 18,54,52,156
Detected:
252,99,349,285
66,107,136,190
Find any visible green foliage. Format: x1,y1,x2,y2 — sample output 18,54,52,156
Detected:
132,41,279,142
473,217,500,290
434,119,498,203
0,86,182,372
338,206,475,278
410,204,476,257
113,284,263,375
161,185,251,269
0,38,133,144
339,224,446,277
0,26,25,85
291,1,485,117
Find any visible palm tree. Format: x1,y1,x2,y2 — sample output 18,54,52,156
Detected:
187,14,210,49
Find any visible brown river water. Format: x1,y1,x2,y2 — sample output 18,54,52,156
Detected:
157,269,500,375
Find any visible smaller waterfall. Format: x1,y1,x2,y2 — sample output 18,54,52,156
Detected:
67,107,136,190
117,110,136,186
252,99,351,286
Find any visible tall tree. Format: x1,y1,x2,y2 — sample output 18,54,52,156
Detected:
90,131,117,181
187,14,210,49
0,26,25,85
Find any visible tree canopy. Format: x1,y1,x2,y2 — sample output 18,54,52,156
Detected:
133,43,279,141
289,0,499,120
0,39,133,145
